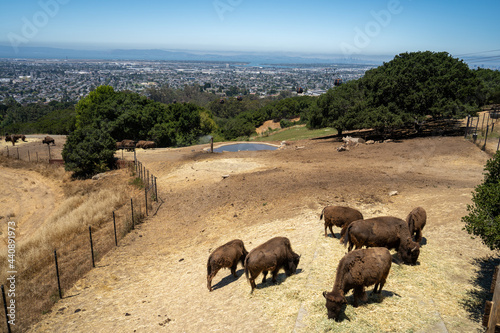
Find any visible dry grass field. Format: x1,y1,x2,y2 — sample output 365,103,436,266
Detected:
1,133,497,332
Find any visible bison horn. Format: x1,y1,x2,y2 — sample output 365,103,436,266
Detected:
411,246,418,252
323,291,327,299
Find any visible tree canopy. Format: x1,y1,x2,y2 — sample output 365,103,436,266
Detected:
309,51,482,133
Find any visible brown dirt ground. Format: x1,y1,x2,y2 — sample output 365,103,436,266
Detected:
11,135,498,332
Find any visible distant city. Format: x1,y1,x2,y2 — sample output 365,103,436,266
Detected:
0,59,374,104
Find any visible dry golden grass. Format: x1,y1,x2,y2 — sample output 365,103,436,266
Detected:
0,155,148,332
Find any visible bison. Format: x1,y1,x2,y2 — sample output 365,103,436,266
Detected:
116,139,136,151
320,206,363,238
5,134,18,146
406,207,427,243
342,216,420,265
244,236,300,293
42,136,55,145
207,239,248,292
323,247,392,321
141,141,156,149
135,140,147,149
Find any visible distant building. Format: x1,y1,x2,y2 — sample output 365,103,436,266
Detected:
0,78,10,83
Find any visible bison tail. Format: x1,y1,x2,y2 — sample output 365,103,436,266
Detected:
207,258,212,276
320,207,325,221
341,225,350,247
244,256,250,281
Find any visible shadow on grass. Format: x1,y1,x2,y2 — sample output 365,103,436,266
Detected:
211,268,245,291
254,268,304,291
462,255,500,322
335,290,400,322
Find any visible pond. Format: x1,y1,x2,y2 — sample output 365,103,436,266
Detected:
213,143,279,153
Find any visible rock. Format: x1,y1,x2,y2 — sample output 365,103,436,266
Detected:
388,190,398,196
366,140,375,144
222,174,230,179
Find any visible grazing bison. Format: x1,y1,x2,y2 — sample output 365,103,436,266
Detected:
5,134,19,146
323,247,392,321
342,216,420,265
320,206,363,238
141,141,156,149
12,134,26,142
244,236,300,293
135,140,147,149
42,136,55,145
207,239,248,292
406,207,427,243
116,139,136,151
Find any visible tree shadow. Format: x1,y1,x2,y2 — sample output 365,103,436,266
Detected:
462,255,500,322
211,268,245,291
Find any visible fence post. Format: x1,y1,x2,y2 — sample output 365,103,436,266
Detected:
113,211,118,246
54,250,62,299
36,151,38,162
16,148,19,160
1,285,11,333
89,226,95,268
28,150,30,162
6,147,8,158
483,125,490,151
131,198,135,230
48,144,51,161
145,188,148,216
155,176,158,201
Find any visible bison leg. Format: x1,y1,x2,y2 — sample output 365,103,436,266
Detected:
271,269,279,283
352,286,366,307
416,228,423,243
324,224,328,237
329,225,336,238
207,267,220,292
249,278,256,293
262,270,268,283
231,262,238,278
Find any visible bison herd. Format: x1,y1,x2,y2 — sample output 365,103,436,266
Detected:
207,205,427,322
116,139,156,150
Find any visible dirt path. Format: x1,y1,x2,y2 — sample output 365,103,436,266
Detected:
28,136,496,332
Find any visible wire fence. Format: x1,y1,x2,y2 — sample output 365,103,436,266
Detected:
0,154,160,332
464,106,500,153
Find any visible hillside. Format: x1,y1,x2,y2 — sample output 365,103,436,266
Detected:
24,135,496,332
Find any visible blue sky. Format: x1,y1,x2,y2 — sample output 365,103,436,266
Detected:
0,0,499,59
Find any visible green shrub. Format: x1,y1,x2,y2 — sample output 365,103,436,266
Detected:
463,151,500,250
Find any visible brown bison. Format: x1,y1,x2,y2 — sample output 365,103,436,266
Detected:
342,216,420,265
320,206,363,238
206,239,248,292
141,141,156,149
244,236,300,293
42,136,55,145
135,140,146,149
323,247,392,321
5,134,18,146
406,207,427,243
116,139,136,151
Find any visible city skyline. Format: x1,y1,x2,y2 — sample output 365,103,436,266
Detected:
1,0,499,63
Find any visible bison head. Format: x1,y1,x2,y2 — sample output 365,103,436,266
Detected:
400,238,420,265
323,290,346,321
286,253,300,276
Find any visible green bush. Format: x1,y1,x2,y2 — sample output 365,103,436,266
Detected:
62,126,116,179
463,151,500,250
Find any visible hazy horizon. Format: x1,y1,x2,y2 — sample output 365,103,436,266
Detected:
1,0,499,66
